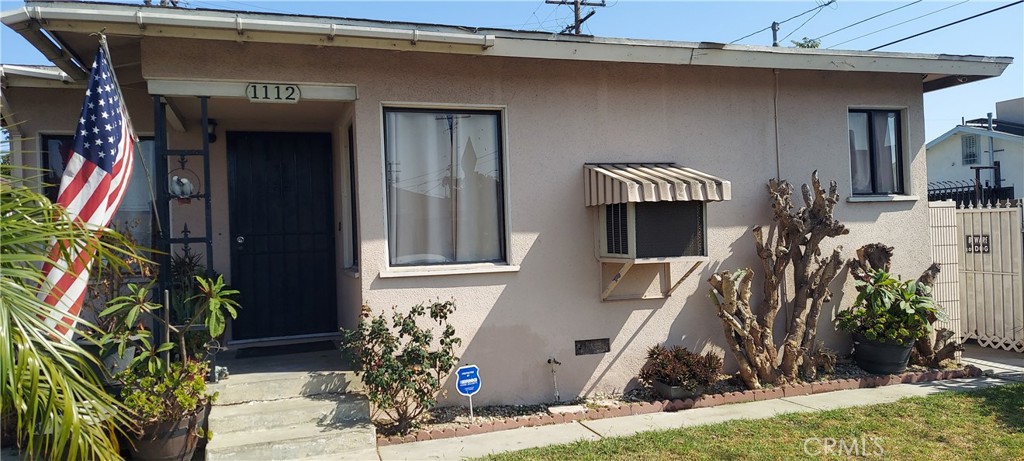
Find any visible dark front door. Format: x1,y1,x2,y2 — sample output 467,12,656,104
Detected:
228,132,337,341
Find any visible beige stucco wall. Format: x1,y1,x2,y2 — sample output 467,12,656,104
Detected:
7,37,934,405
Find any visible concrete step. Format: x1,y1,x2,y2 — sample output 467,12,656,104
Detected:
210,370,363,405
205,421,377,461
209,394,370,434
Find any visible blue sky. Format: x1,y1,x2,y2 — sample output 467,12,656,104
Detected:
1,1,1022,140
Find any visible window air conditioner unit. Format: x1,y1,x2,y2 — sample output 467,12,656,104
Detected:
597,201,706,262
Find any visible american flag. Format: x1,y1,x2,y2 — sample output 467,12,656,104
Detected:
41,44,136,338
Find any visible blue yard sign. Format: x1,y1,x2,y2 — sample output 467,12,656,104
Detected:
456,365,481,396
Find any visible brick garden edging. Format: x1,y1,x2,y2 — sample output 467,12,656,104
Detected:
377,366,983,446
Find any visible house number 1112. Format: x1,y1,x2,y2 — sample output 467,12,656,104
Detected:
246,83,301,103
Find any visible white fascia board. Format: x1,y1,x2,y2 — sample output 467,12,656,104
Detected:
0,65,83,88
0,7,29,25
4,4,494,48
1,64,71,81
688,47,1008,77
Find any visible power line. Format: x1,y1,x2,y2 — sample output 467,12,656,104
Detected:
730,0,836,44
780,5,826,42
869,0,1023,50
813,1,922,41
519,1,548,30
828,0,969,49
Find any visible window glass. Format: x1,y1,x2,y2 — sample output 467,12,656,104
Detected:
848,110,903,195
962,135,978,165
384,109,504,266
42,135,156,246
848,112,871,195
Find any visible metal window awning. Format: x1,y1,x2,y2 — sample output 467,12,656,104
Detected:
584,163,732,206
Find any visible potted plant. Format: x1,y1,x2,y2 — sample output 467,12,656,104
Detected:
169,246,221,360
99,276,239,461
836,269,946,374
638,345,722,399
79,220,156,384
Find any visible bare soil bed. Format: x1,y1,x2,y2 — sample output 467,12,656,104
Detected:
374,356,966,437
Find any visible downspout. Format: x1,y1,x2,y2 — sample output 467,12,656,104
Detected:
773,69,781,180
986,112,996,186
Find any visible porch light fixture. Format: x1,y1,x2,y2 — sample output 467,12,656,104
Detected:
207,118,218,144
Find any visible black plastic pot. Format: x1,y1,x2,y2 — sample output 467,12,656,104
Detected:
128,406,206,461
852,334,914,375
652,380,705,400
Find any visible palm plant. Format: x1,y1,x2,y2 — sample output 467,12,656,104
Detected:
1,169,141,460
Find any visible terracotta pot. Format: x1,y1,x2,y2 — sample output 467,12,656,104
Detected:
128,406,206,461
652,380,704,400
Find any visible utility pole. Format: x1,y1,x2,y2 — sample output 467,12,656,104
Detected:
545,0,606,35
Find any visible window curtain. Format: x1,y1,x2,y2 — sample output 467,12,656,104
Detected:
848,112,872,194
385,111,503,265
871,112,900,194
111,140,156,246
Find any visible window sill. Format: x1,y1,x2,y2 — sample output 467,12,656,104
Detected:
342,268,360,279
379,263,520,279
846,195,919,203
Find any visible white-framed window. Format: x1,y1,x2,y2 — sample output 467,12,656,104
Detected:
961,134,979,165
848,109,905,195
41,134,157,246
383,108,506,266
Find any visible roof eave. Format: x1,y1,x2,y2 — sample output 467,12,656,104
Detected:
2,1,1012,87
926,125,1024,149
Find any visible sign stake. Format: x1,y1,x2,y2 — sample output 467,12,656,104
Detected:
455,364,481,420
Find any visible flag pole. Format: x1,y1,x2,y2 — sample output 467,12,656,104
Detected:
95,32,164,235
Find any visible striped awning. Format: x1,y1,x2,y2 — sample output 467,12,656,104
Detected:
584,163,732,206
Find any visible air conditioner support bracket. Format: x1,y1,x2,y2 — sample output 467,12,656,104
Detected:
600,260,705,301
600,262,634,301
665,260,704,297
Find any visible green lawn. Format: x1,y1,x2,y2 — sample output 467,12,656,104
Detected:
482,384,1024,461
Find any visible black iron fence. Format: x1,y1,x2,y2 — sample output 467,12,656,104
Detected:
928,180,1016,207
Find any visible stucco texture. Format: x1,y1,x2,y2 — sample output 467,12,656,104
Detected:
8,36,933,405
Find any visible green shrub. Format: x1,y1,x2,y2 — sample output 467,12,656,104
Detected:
638,345,722,390
118,360,212,434
340,300,461,435
836,269,946,344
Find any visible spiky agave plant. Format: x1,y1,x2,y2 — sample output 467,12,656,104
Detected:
1,169,141,460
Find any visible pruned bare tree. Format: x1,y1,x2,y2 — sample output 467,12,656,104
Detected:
708,172,847,389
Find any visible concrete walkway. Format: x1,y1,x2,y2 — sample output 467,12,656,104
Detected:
378,346,1024,461
962,343,1024,381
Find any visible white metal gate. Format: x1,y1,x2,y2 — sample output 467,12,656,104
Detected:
928,201,961,350
957,201,1023,352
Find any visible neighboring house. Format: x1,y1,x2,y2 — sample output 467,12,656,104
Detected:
0,2,1012,404
927,97,1024,200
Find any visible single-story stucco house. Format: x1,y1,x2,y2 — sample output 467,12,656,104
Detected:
1,1,1012,405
